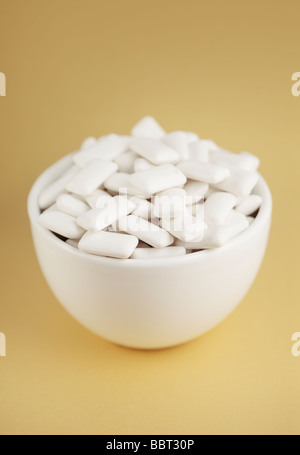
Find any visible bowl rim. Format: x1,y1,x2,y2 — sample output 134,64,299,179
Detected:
28,153,272,268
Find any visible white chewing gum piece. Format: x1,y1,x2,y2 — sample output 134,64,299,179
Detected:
77,196,135,232
131,116,166,139
39,211,85,240
213,163,259,197
134,158,154,172
42,203,58,213
152,188,186,219
210,148,259,172
235,194,262,216
79,231,138,259
56,193,89,217
188,140,210,162
160,210,206,242
104,172,131,193
225,210,249,238
103,172,142,197
130,138,180,165
80,137,97,151
175,225,232,249
130,197,153,220
129,164,187,196
177,161,230,184
239,151,260,171
65,159,118,197
38,165,79,210
118,215,174,248
85,189,112,209
73,134,128,167
178,131,199,144
155,188,187,198
131,246,186,260
204,192,238,224
184,181,209,205
114,151,137,174
162,132,189,160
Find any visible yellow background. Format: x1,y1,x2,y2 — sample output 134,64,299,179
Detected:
0,0,299,435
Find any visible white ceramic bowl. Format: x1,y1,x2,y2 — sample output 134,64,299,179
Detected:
28,154,272,349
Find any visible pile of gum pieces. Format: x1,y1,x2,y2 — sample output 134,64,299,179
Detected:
39,116,262,260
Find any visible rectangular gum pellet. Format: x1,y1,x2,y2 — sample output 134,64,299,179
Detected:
73,134,128,167
118,215,174,248
66,159,118,196
177,161,230,184
77,196,135,231
129,164,187,196
130,138,180,165
79,231,138,259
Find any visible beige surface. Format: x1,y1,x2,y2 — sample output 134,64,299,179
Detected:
0,0,299,435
